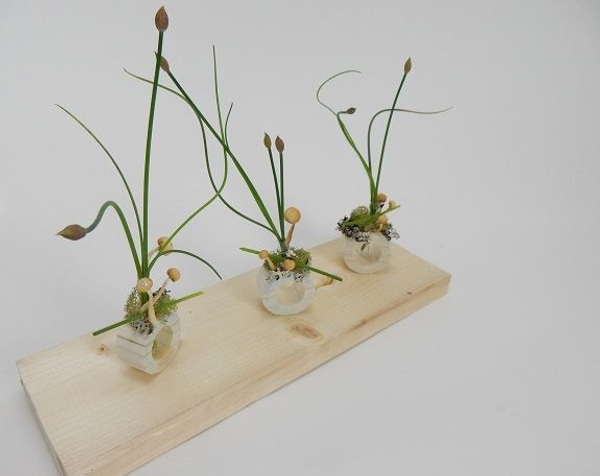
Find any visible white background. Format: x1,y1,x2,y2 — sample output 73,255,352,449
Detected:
2,1,600,474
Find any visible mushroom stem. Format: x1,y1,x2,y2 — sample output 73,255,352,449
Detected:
285,223,296,247
145,292,160,327
140,277,171,312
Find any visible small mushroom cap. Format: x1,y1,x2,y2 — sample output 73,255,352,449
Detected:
376,192,388,203
282,259,296,271
157,236,173,251
284,207,301,224
258,250,270,260
167,268,181,282
136,277,154,293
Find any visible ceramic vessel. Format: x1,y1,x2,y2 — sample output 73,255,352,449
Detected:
256,267,315,315
116,313,182,374
342,232,391,273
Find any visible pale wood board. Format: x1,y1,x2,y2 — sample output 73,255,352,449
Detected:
17,239,450,476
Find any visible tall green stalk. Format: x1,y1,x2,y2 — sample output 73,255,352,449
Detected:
141,31,165,277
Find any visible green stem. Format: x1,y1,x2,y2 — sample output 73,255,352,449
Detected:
141,32,164,277
335,113,376,207
149,249,222,280
278,149,286,251
167,68,282,243
240,247,342,281
56,105,143,245
86,201,141,277
126,67,281,241
267,146,283,240
374,71,408,209
91,289,204,336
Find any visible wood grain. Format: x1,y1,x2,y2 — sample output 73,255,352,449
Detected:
17,239,450,476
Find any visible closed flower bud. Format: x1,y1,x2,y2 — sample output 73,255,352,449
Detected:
376,192,387,203
284,207,301,224
404,57,412,74
263,133,272,149
159,56,170,73
275,136,284,153
57,224,87,241
167,267,181,282
389,200,398,209
258,250,270,260
282,259,296,271
136,277,154,293
345,107,356,115
377,215,389,225
155,6,169,32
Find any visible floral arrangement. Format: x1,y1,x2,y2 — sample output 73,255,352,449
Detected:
317,59,448,245
57,7,220,335
126,18,341,285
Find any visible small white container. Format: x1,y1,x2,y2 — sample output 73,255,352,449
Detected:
116,313,181,374
257,267,315,315
342,232,391,273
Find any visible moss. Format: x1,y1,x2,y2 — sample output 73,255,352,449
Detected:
123,287,178,323
337,205,400,242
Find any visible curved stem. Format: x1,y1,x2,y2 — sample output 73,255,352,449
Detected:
316,69,361,116
167,68,282,242
150,249,222,280
367,106,451,171
56,105,143,245
335,113,376,205
85,201,141,277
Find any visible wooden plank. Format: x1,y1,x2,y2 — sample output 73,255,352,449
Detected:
17,239,450,476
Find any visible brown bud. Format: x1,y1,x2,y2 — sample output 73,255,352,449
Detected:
263,133,272,149
155,6,169,32
345,107,356,115
57,224,87,241
376,192,387,203
159,56,170,73
258,250,270,260
377,215,389,225
284,207,301,224
389,200,398,209
275,136,284,153
404,57,412,74
167,267,181,282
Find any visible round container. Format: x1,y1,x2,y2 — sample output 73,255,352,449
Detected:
257,267,315,315
342,232,391,273
116,313,181,374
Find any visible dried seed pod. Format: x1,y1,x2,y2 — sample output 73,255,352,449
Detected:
275,136,285,153
155,6,169,32
57,224,87,241
263,133,272,149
